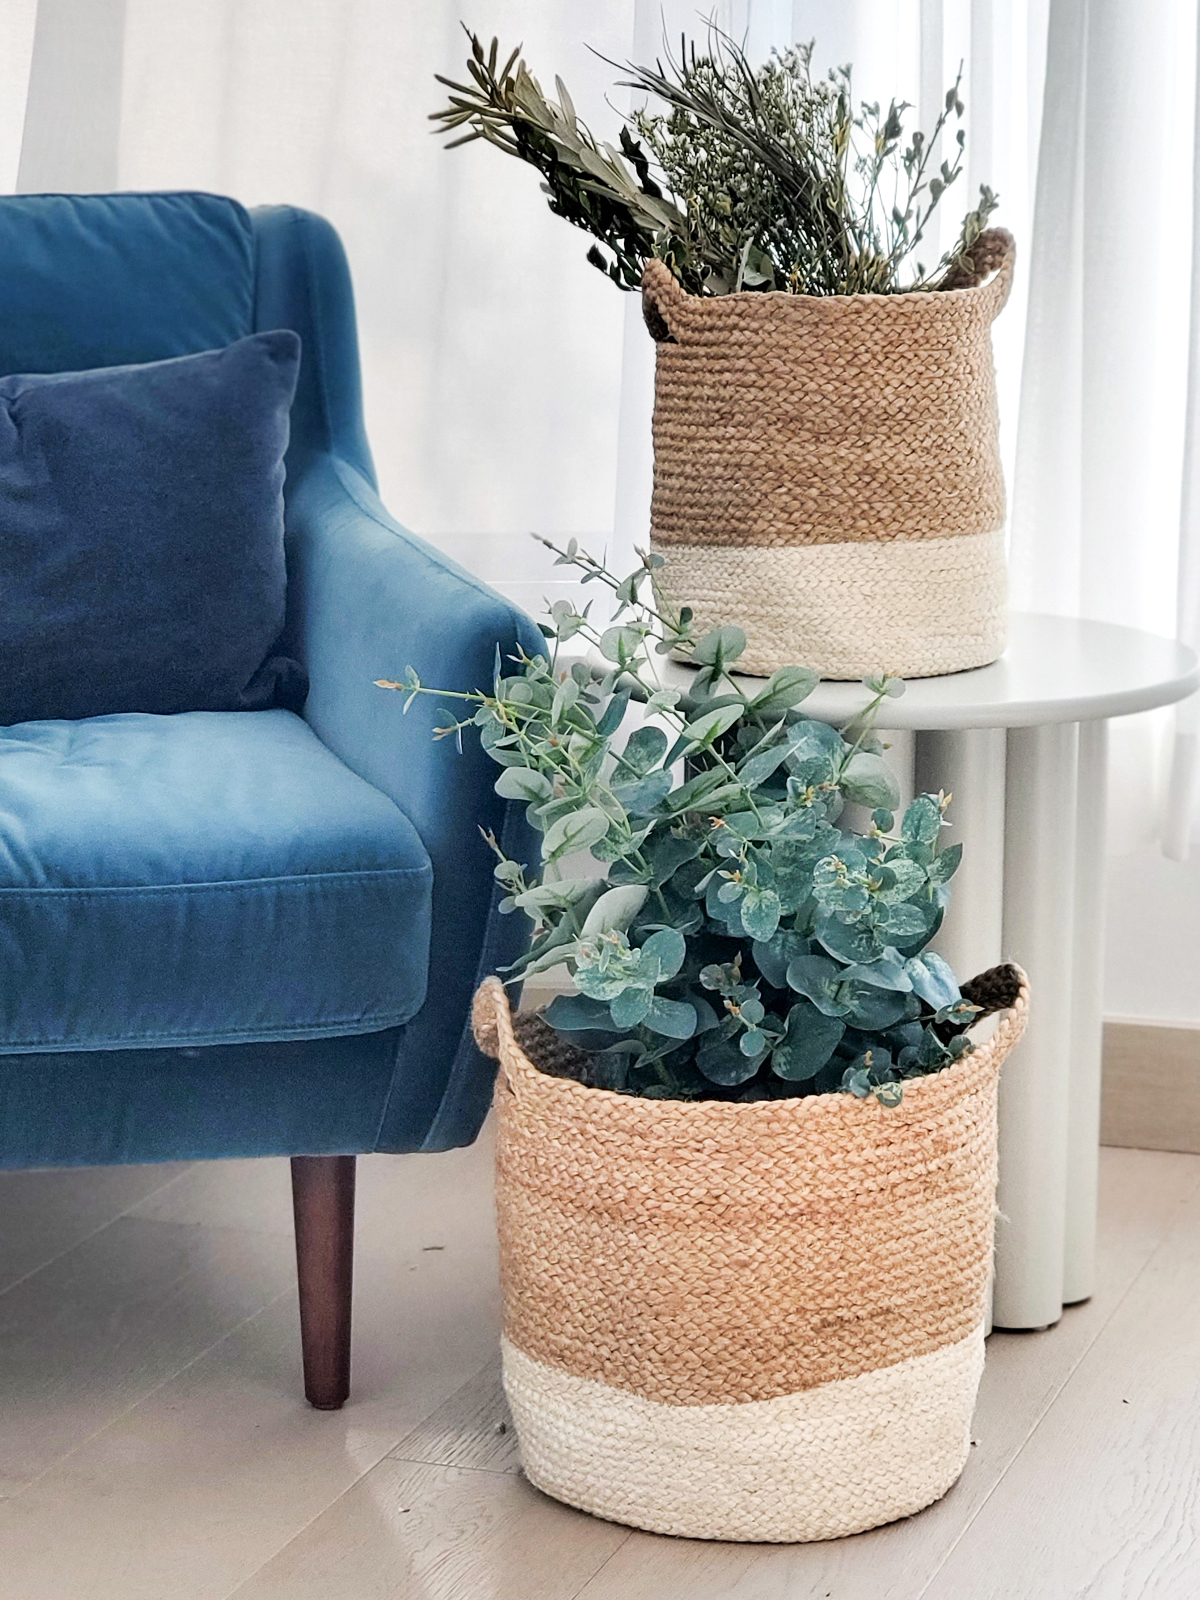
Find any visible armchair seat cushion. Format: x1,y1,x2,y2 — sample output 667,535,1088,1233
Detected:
0,709,432,1052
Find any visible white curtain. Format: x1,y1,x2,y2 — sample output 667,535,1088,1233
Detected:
0,1,37,190
118,0,638,619
10,0,1200,1013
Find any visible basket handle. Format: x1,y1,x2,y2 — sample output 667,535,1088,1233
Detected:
961,961,1030,1063
939,227,1016,318
471,975,508,1061
641,258,686,343
473,975,538,1102
960,960,1027,1020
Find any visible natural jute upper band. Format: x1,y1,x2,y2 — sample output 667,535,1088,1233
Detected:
642,229,1015,551
474,971,1029,1410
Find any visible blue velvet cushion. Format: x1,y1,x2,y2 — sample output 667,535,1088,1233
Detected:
0,330,303,725
0,709,433,1051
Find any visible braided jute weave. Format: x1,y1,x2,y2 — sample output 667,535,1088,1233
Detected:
473,969,1029,1542
642,230,1016,680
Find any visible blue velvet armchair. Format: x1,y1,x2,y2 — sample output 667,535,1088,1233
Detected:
0,192,538,1406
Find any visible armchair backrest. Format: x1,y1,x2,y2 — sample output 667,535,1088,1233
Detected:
0,190,375,489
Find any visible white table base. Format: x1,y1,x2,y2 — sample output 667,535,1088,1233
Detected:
904,722,1108,1329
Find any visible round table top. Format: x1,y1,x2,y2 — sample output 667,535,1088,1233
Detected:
664,613,1200,731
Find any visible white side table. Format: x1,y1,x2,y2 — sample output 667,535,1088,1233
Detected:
714,613,1199,1329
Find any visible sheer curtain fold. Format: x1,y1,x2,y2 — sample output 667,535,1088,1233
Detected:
1163,10,1200,860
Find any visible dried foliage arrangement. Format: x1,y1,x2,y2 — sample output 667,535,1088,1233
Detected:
431,27,998,297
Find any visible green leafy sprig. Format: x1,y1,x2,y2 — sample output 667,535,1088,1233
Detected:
378,542,985,1106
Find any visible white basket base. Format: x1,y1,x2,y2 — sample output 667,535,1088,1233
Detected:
502,1326,985,1543
653,528,1007,679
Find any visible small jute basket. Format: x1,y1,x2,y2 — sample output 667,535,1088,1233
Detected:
473,967,1028,1543
643,230,1016,680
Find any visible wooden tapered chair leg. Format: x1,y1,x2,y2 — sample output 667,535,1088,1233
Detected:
291,1154,356,1410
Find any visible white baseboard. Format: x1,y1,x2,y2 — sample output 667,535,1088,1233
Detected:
1102,1018,1200,1154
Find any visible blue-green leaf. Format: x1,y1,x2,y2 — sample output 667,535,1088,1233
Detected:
927,842,963,885
752,929,808,989
845,986,909,1030
681,702,744,747
902,795,942,851
771,1000,845,1080
612,769,674,817
543,994,627,1032
838,955,913,991
840,751,900,810
644,996,698,1039
609,986,653,1029
620,725,669,775
644,831,706,887
747,665,820,715
877,858,926,903
905,952,961,1009
815,911,884,965
877,900,930,940
598,626,644,664
493,766,554,803
785,953,849,1015
785,719,845,767
640,926,686,980
696,1035,760,1085
739,886,782,941
692,625,747,666
580,885,649,936
737,741,793,790
595,691,631,738
543,807,611,858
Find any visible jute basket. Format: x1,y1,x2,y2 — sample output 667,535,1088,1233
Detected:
473,967,1029,1543
643,230,1016,679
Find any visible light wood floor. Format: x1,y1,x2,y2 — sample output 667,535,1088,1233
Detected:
1,1136,1199,1599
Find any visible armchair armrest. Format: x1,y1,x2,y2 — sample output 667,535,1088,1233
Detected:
285,454,542,1150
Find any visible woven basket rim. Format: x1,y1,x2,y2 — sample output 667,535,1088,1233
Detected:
641,229,1015,315
645,274,1002,312
478,970,1028,1127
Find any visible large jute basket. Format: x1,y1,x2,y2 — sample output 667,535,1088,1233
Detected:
643,230,1016,679
473,968,1029,1543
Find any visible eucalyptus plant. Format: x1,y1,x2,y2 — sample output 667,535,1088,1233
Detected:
431,27,998,297
379,544,986,1106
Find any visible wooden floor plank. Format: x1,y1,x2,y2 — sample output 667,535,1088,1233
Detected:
924,1174,1200,1600
0,1217,293,1496
226,1459,629,1600
0,1139,505,1598
388,1357,520,1474
0,1274,504,1600
0,1162,190,1295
